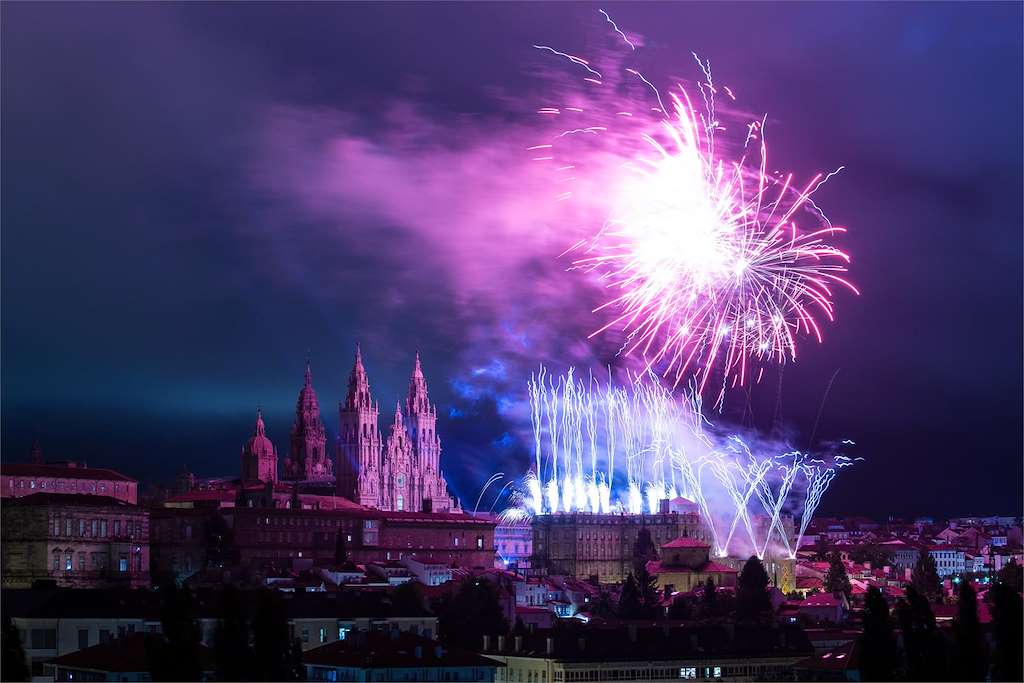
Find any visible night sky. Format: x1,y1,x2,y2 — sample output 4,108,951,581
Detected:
3,3,1021,518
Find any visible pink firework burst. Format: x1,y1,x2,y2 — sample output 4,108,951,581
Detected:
547,36,858,397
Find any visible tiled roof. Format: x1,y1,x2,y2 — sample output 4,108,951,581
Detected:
304,632,499,669
1,463,135,483
2,493,134,509
662,536,711,549
50,633,213,673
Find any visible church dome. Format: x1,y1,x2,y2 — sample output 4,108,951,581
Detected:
244,410,276,458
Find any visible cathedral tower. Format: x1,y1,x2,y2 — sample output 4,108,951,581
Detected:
404,353,455,512
336,345,382,507
285,361,332,481
241,409,277,484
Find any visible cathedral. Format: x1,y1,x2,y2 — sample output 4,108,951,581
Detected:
239,347,459,513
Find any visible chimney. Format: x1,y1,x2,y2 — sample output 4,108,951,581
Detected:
545,637,554,655
497,635,506,652
482,635,491,651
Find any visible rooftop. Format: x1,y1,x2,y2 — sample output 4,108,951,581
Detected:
1,462,135,483
49,633,213,673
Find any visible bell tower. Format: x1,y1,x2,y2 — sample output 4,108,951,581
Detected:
337,344,382,507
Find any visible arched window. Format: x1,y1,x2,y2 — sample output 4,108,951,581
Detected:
397,495,404,511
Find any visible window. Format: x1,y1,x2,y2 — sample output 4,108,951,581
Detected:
65,552,73,571
319,627,328,643
302,629,309,643
91,519,98,536
30,628,56,650
338,626,350,640
477,536,484,550
79,519,85,536
679,668,697,680
78,629,89,650
77,553,85,571
52,551,61,571
100,520,108,537
53,518,61,537
119,555,128,572
114,520,121,537
454,537,459,547
397,495,404,511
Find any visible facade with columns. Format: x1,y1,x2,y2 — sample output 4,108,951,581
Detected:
337,347,458,513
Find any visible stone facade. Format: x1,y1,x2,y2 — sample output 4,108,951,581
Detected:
531,512,707,583
284,362,333,482
240,410,278,484
1,462,137,504
336,347,457,513
1,493,149,589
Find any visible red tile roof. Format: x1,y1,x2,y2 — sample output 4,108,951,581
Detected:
661,536,711,549
1,463,135,482
50,633,213,673
3,493,134,508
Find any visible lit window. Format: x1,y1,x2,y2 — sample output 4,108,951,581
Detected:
319,628,327,643
119,556,128,572
65,554,73,571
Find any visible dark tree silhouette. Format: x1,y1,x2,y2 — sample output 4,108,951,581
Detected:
735,556,771,620
858,586,898,682
434,579,509,650
632,527,658,575
701,577,718,617
911,552,942,603
997,557,1022,592
895,585,947,681
951,581,988,682
812,536,830,562
252,589,303,681
214,585,254,681
824,552,852,599
391,580,426,615
147,582,203,682
988,581,1023,682
617,572,641,618
2,617,30,682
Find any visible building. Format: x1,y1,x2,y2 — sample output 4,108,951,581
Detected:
928,546,965,578
2,461,137,504
47,633,215,682
481,623,813,683
1,493,149,589
240,410,278,484
304,631,502,682
495,521,533,571
531,511,707,583
284,362,334,482
4,587,440,679
336,346,458,513
646,537,737,593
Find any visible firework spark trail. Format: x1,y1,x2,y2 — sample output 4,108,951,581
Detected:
599,9,636,51
535,18,858,396
518,367,855,558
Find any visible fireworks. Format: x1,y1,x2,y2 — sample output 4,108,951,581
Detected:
504,367,857,558
537,18,858,397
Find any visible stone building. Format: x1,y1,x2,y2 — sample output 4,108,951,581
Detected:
531,511,707,583
283,362,333,482
1,462,137,504
1,493,149,589
336,347,458,513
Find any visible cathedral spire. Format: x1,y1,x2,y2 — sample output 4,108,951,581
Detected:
407,352,430,416
413,351,423,379
255,408,266,437
304,358,313,388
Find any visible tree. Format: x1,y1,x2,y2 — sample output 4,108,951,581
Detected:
334,527,348,564
735,556,772,620
701,577,718,617
824,552,852,600
858,586,898,682
617,572,642,618
988,581,1023,682
2,617,30,682
951,581,988,682
434,579,509,650
895,585,947,681
147,582,203,682
632,527,658,575
812,536,830,562
214,585,254,681
391,581,426,615
911,552,942,602
997,557,1022,592
252,589,303,681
